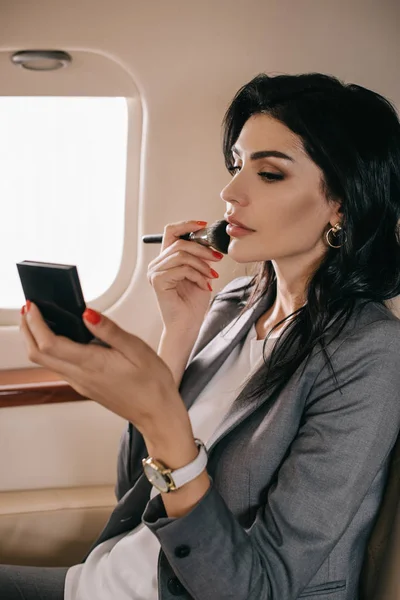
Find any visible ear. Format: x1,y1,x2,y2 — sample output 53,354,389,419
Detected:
329,199,344,226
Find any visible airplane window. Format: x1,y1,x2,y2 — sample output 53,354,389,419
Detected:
0,96,128,308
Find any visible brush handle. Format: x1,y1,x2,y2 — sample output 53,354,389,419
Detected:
142,233,191,243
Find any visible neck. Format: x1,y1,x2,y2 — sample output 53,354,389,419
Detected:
257,252,322,335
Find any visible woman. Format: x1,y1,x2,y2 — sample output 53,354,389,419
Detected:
2,72,400,599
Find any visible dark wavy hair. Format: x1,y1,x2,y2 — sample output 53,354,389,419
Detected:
218,72,400,399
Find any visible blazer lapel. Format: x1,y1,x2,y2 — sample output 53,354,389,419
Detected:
205,370,280,455
179,285,277,454
179,285,274,411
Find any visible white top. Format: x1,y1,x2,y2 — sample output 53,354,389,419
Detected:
65,321,276,600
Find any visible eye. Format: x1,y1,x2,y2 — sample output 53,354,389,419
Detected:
227,165,241,176
258,172,284,182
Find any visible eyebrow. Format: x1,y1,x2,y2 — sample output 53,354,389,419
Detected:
232,146,295,162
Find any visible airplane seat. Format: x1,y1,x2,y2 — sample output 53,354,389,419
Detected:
0,485,116,567
359,429,400,599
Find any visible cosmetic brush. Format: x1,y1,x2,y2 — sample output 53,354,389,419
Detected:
142,219,230,254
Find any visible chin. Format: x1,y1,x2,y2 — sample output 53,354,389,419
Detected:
227,242,268,264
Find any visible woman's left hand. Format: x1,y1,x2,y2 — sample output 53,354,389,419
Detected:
20,302,191,441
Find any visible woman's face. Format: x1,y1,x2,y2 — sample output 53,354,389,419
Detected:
220,113,341,265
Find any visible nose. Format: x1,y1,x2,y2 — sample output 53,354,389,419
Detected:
220,175,247,206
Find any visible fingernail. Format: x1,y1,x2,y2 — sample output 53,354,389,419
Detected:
26,300,31,313
83,308,101,325
207,282,213,291
210,269,219,278
211,250,223,259
21,305,25,315
196,221,207,226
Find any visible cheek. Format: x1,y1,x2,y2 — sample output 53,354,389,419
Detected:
255,187,330,252
272,181,328,226
227,180,331,262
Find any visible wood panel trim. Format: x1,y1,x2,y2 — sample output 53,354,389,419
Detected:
0,368,86,408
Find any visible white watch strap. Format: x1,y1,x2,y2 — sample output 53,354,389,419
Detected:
170,438,208,489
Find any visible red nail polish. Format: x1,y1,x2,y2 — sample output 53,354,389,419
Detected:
26,300,31,313
21,305,25,315
207,282,213,291
211,250,223,259
210,269,219,278
196,221,207,226
83,308,101,325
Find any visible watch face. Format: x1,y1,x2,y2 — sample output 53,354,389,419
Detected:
143,463,170,493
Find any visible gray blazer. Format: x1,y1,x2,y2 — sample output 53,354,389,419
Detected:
85,277,400,600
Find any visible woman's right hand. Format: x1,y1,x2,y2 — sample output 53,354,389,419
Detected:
147,220,224,334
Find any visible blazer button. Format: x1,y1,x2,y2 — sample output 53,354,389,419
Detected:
174,544,191,558
167,576,185,595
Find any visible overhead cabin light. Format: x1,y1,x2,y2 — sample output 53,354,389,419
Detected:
11,50,72,71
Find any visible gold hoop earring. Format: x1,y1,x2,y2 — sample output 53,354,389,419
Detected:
325,223,345,249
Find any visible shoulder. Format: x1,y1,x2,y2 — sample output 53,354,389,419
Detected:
310,300,400,399
301,303,400,451
212,275,254,304
331,300,400,352
205,274,255,323
188,276,254,359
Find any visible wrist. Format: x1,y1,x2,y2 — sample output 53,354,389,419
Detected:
160,323,201,338
143,409,199,469
144,439,198,471
157,329,199,386
159,328,199,353
143,426,198,471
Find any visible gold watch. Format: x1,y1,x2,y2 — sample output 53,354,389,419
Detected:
142,438,207,493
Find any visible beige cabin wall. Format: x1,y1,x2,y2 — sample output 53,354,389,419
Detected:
0,0,399,368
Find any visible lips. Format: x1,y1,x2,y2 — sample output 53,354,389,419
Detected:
224,215,255,231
